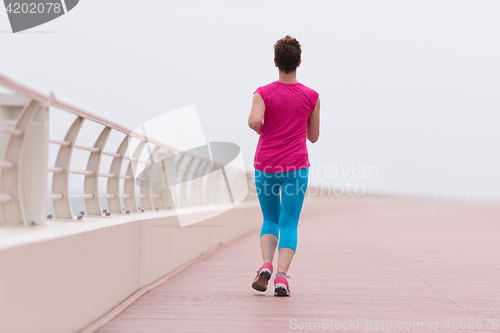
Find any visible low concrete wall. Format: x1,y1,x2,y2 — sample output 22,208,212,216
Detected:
0,202,262,333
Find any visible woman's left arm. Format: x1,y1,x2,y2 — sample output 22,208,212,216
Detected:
306,96,320,143
248,92,265,134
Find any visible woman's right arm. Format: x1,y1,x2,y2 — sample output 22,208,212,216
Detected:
248,92,265,134
307,96,320,143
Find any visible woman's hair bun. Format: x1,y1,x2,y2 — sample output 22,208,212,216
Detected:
274,35,302,73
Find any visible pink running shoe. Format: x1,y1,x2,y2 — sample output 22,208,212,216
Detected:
274,275,290,296
252,263,273,292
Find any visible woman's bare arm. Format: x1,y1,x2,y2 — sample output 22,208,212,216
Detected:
306,96,320,143
248,92,265,134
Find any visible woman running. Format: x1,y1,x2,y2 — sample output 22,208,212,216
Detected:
248,35,320,296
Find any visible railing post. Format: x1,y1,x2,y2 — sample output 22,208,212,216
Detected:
0,95,48,225
84,126,111,215
191,159,208,206
123,140,145,212
155,147,175,210
149,146,170,210
201,162,213,205
107,134,129,213
138,143,155,211
206,163,223,205
52,116,84,219
171,154,188,208
179,156,195,207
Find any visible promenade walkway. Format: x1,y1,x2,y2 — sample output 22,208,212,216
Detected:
95,197,500,333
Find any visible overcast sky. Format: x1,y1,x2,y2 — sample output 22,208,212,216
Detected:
1,0,499,200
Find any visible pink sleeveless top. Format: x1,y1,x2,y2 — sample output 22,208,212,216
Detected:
253,81,319,173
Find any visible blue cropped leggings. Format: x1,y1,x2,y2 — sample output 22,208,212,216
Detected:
255,167,309,252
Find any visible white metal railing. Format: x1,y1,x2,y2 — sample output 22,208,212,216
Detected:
0,72,256,226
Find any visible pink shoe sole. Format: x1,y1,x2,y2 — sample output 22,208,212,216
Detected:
252,268,272,292
274,283,290,296
274,275,290,296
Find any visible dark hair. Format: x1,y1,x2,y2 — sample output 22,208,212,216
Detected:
274,35,302,74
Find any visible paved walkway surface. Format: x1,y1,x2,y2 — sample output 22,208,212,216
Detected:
97,198,500,332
